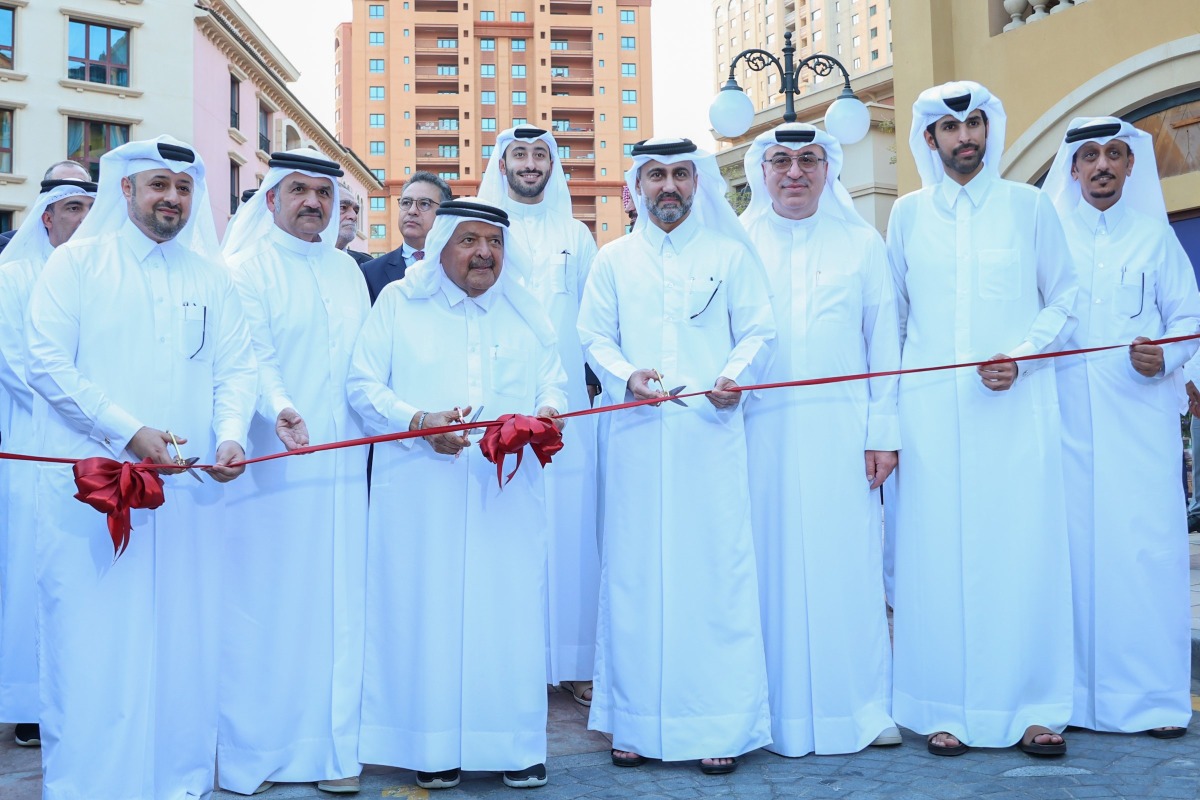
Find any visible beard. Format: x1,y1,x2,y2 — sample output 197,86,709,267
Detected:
940,142,985,176
646,192,693,224
506,168,550,199
132,203,186,240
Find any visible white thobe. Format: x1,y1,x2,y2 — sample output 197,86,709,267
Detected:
25,220,257,800
743,207,900,756
578,213,776,760
218,226,370,793
0,244,51,722
1055,199,1199,732
505,201,600,684
348,271,568,772
886,170,1078,747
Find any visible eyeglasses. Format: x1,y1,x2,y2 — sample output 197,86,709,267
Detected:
764,154,828,173
397,197,441,212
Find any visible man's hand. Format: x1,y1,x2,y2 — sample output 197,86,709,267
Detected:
865,450,898,490
978,354,1017,392
275,407,309,451
205,440,246,483
1186,381,1200,418
411,408,472,456
706,376,741,409
627,369,667,402
127,427,186,473
537,406,565,432
1130,336,1165,378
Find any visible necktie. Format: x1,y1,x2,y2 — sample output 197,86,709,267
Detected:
411,250,425,263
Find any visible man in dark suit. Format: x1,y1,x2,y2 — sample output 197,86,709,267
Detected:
336,193,373,266
360,172,451,304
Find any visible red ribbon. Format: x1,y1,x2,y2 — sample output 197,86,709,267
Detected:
72,457,166,560
478,414,564,488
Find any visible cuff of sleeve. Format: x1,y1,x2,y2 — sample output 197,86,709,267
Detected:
268,393,294,421
389,399,421,450
214,423,248,453
720,360,752,387
1162,340,1194,379
537,390,569,417
92,405,143,456
865,413,901,453
1008,341,1043,380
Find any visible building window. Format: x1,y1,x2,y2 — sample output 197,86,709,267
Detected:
622,116,637,130
369,31,385,46
68,19,130,87
481,64,496,77
0,210,11,233
852,35,861,46
512,91,526,104
871,49,879,60
510,11,526,21
480,145,493,158
551,40,567,50
621,63,636,77
513,117,527,126
480,37,495,50
480,10,495,20
369,4,384,17
369,59,385,73
258,105,271,151
511,38,526,51
370,141,385,155
229,75,240,129
870,26,878,37
551,118,568,132
557,145,570,158
853,57,862,69
370,223,387,238
621,36,635,49
438,117,458,130
439,144,459,157
369,113,385,127
623,143,634,156
438,171,459,180
620,9,635,23
550,67,569,78
229,160,240,215
67,117,130,180
621,89,636,103
0,108,11,173
813,29,823,41
869,4,876,14
481,90,496,104
370,197,386,212
369,85,385,100
482,118,497,131
437,38,458,48
512,65,526,78
369,169,385,182
812,8,822,19
436,64,458,76
0,7,13,70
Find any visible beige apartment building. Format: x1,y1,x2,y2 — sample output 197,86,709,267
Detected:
336,0,654,255
710,0,898,232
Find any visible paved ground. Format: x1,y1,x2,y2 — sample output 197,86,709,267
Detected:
2,687,1198,800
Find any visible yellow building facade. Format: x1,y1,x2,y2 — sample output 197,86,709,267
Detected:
336,0,656,256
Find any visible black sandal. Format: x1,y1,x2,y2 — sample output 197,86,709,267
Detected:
611,749,646,767
926,732,968,756
1017,725,1066,756
699,756,738,775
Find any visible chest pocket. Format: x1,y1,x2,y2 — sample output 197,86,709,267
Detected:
686,276,726,327
491,347,529,398
812,270,856,323
177,303,211,362
1114,266,1155,318
541,253,578,296
976,249,1022,300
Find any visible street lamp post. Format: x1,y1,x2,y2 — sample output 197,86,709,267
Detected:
709,31,871,144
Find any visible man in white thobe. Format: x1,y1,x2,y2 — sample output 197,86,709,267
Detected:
348,198,567,791
886,82,1078,756
218,149,370,796
578,137,775,774
479,126,601,704
0,162,94,748
741,123,901,756
1043,117,1199,738
24,136,257,800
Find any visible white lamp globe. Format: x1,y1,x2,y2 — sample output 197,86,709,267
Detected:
825,95,871,144
709,87,756,139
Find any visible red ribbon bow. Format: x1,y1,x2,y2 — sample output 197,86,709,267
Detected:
72,458,166,560
478,414,563,488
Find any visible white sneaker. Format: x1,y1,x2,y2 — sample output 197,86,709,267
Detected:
317,776,361,794
871,725,903,746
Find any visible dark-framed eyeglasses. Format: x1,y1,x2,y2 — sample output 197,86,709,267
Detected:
397,197,441,212
764,154,828,173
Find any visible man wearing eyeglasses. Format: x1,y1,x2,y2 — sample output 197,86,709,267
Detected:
740,123,901,757
361,172,452,304
1043,117,1200,741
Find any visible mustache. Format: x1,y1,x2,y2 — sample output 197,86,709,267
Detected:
1091,171,1116,182
469,257,496,269
953,144,979,157
298,209,325,218
155,202,183,213
656,192,683,203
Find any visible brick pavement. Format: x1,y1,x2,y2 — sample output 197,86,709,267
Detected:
2,687,1198,800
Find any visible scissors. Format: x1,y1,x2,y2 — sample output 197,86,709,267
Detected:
652,371,688,407
166,430,204,483
463,405,486,440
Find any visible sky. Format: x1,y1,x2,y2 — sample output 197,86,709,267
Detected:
236,0,718,150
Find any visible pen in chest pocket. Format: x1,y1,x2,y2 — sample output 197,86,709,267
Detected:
183,302,207,359
689,277,723,320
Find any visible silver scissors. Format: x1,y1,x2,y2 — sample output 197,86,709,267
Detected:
166,430,204,483
652,371,688,407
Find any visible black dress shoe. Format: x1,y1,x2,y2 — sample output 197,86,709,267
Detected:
14,723,40,747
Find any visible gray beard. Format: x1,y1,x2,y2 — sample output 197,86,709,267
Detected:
647,194,693,224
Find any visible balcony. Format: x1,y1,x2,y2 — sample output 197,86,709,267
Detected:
415,121,461,133
413,0,457,10
550,0,591,14
996,0,1083,33
570,202,597,220
415,36,460,54
548,36,593,55
550,68,594,83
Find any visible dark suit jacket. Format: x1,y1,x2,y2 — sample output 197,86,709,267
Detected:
360,247,410,305
345,248,373,266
